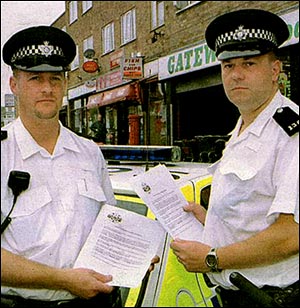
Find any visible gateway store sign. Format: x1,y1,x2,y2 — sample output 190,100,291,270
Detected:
158,9,299,81
158,42,217,80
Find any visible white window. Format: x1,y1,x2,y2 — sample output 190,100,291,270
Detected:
102,22,114,54
71,45,79,71
82,1,92,14
69,1,78,24
121,8,136,45
83,36,94,61
174,1,200,10
151,1,164,29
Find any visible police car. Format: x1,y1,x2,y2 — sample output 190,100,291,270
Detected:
100,145,222,307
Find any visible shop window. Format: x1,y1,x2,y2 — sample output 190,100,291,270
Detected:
69,99,87,136
87,108,107,143
278,45,299,105
149,83,167,145
106,107,118,145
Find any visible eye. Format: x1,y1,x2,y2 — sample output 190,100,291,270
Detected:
50,75,64,82
222,63,233,70
28,75,40,81
244,61,255,67
51,76,62,81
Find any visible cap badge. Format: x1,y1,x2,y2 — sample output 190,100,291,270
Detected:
233,25,248,41
38,41,54,57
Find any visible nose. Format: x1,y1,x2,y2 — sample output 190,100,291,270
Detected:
231,65,245,80
40,78,53,94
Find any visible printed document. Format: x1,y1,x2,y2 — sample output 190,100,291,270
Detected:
130,164,203,241
74,204,165,288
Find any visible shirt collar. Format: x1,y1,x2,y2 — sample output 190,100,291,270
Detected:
230,91,283,141
14,118,80,159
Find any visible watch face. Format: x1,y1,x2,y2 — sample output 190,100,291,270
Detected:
206,254,217,267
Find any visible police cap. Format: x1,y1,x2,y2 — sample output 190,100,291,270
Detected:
205,9,289,60
2,26,76,72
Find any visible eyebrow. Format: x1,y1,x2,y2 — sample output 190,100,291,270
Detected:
222,56,257,63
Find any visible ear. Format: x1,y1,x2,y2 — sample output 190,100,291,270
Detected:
272,59,281,82
9,76,18,95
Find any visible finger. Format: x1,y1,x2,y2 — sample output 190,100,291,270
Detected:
91,271,113,283
151,255,160,264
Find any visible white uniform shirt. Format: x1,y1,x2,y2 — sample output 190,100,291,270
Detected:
1,118,116,300
202,91,299,289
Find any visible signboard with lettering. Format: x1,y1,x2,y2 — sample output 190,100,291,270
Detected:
158,42,218,80
158,9,298,81
96,70,123,91
122,57,143,79
110,49,124,69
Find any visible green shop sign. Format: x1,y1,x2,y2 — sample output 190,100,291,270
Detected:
158,8,299,81
158,42,218,80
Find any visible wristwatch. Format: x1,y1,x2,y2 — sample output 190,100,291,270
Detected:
205,248,221,272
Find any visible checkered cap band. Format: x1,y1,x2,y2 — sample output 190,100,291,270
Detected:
215,27,278,50
11,43,64,63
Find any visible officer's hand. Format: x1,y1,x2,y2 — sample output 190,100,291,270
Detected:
183,202,207,224
148,255,160,272
60,268,114,299
171,239,211,273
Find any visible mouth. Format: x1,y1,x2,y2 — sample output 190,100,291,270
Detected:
231,86,248,91
36,99,55,104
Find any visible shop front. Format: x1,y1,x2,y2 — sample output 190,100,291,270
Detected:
158,7,299,161
87,82,142,145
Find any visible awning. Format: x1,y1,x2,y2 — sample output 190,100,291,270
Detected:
87,83,140,109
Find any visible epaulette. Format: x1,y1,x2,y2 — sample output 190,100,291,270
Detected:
1,130,8,141
273,107,299,137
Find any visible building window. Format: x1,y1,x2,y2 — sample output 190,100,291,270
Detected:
69,1,78,24
121,8,136,45
102,22,114,54
151,1,164,29
82,0,92,14
71,45,79,71
83,36,94,61
174,1,200,10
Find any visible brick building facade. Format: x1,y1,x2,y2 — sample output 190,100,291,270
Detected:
51,1,299,157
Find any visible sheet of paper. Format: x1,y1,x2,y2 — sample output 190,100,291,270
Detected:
74,204,165,288
130,164,203,241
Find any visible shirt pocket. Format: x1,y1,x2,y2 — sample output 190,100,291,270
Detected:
219,158,257,181
6,186,57,254
10,185,52,218
77,178,107,203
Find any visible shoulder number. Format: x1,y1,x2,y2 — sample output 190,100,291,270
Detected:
273,107,299,137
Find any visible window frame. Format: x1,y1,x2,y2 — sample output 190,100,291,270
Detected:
102,22,115,55
121,8,136,45
69,1,78,24
70,45,79,71
83,35,94,62
151,1,165,29
82,0,92,14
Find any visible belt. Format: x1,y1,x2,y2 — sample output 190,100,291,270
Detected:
1,295,80,307
1,288,122,308
218,280,299,308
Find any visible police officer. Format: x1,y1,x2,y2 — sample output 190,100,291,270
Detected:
1,26,159,307
171,9,299,307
